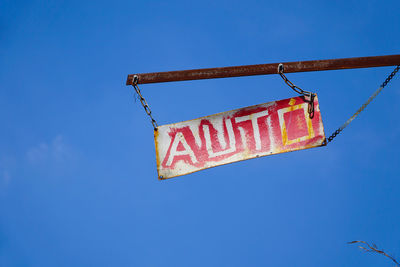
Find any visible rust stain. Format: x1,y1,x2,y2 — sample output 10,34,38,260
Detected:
127,55,400,85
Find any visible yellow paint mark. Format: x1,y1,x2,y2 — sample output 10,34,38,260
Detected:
154,129,162,180
289,98,296,106
281,124,288,145
280,103,315,146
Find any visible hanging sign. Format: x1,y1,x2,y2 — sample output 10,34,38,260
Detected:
155,95,325,179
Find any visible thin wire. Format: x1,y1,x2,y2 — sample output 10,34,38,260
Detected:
325,65,400,144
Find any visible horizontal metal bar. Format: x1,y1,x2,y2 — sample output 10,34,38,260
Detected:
126,54,400,85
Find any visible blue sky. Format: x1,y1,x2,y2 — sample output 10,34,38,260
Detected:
1,0,400,266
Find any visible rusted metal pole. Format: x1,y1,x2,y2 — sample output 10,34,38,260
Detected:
126,54,400,85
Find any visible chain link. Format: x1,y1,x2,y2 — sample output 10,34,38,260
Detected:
132,75,158,130
325,65,400,144
278,63,316,118
278,64,313,97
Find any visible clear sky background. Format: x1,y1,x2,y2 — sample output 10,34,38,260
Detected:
1,0,400,266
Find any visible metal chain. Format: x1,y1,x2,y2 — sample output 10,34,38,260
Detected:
278,63,316,118
132,75,158,130
325,65,400,144
278,64,314,96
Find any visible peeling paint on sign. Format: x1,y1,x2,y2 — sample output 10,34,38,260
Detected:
154,95,325,179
